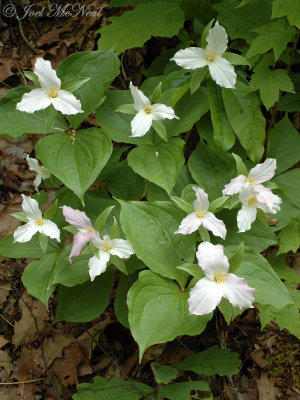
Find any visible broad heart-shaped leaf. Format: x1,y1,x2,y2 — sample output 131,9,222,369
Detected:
127,271,212,360
36,128,112,204
54,268,115,322
97,0,184,54
56,49,120,129
273,169,300,207
154,366,178,384
272,0,300,29
159,381,210,400
119,200,195,283
128,138,184,194
188,141,236,200
267,115,300,174
114,273,139,328
0,87,67,139
277,217,300,255
222,82,266,162
0,234,44,258
178,346,241,376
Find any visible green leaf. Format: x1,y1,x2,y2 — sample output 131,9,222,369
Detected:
207,81,235,151
114,273,138,328
267,115,300,174
23,71,39,87
159,381,210,400
97,1,185,54
176,263,205,280
188,141,236,200
128,138,184,194
94,206,115,234
39,233,48,254
272,0,300,29
201,18,214,48
56,49,120,129
247,20,296,61
119,200,196,282
10,212,27,222
190,68,208,94
208,196,229,213
43,200,58,220
0,234,44,258
36,128,112,204
178,345,241,375
152,120,168,141
127,270,212,360
61,77,90,92
273,169,300,207
55,269,115,322
222,81,266,162
232,153,248,176
228,242,244,273
277,217,300,254
115,104,136,114
222,52,250,65
170,196,194,214
267,253,300,283
151,82,162,104
154,366,178,384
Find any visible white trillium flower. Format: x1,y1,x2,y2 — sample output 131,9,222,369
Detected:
171,21,236,89
13,195,60,243
88,234,134,281
16,58,83,115
129,82,179,137
26,154,50,191
237,185,282,233
188,242,255,316
223,158,277,196
175,186,226,239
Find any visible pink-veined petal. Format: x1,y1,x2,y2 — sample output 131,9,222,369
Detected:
237,205,257,232
188,277,223,315
192,186,209,212
129,82,150,111
130,111,153,137
249,158,276,184
208,56,236,88
202,212,227,239
206,21,228,56
39,220,60,242
151,103,179,120
69,231,94,262
222,175,247,195
223,273,255,309
51,90,83,115
171,47,208,70
26,154,40,173
175,212,201,235
61,206,92,230
88,251,110,281
34,58,61,90
196,242,229,279
21,194,42,220
256,188,281,214
16,88,51,113
110,239,135,259
13,221,38,243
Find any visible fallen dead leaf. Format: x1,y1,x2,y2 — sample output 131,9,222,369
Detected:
0,349,14,377
0,336,9,349
36,25,73,46
256,372,280,400
0,282,11,307
34,332,73,368
12,346,43,381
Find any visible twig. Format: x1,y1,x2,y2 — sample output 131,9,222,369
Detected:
0,313,14,327
0,378,44,385
15,11,39,54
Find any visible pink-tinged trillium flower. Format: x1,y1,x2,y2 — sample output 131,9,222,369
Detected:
237,185,281,233
188,242,255,315
26,154,50,192
171,21,236,89
62,206,96,263
223,158,277,196
89,235,135,281
129,82,179,137
16,58,83,115
175,186,226,239
13,195,60,243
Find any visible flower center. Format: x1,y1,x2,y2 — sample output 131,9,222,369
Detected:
196,210,206,219
248,197,258,207
245,176,255,185
214,272,226,284
48,87,59,98
85,226,95,234
39,168,44,175
35,218,44,227
102,243,112,252
144,106,153,114
206,51,216,63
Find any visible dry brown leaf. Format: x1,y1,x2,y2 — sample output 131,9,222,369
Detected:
36,25,73,47
12,346,44,382
1,383,41,400
0,57,17,81
0,282,11,307
251,348,267,369
0,349,14,377
34,332,74,368
0,336,9,349
256,373,280,400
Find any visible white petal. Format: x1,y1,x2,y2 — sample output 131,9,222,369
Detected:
39,220,60,242
196,242,229,279
41,168,50,179
238,185,258,205
34,58,61,90
130,111,153,137
13,221,38,243
171,47,208,70
256,188,281,214
202,212,227,239
188,278,223,315
175,212,201,235
16,88,51,113
129,82,150,111
237,205,257,232
222,175,247,195
51,90,83,115
110,239,135,258
33,174,42,191
151,104,179,120
21,194,42,220
249,158,277,184
223,273,255,309
206,21,228,56
192,186,209,212
88,252,110,281
61,206,92,230
208,56,237,88
26,154,40,173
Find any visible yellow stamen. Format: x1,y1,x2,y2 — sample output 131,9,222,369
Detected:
245,176,255,185
206,51,216,63
35,218,44,227
102,243,112,252
214,272,226,284
248,197,257,207
48,87,59,98
85,226,95,234
39,169,43,175
196,210,206,218
144,106,153,114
